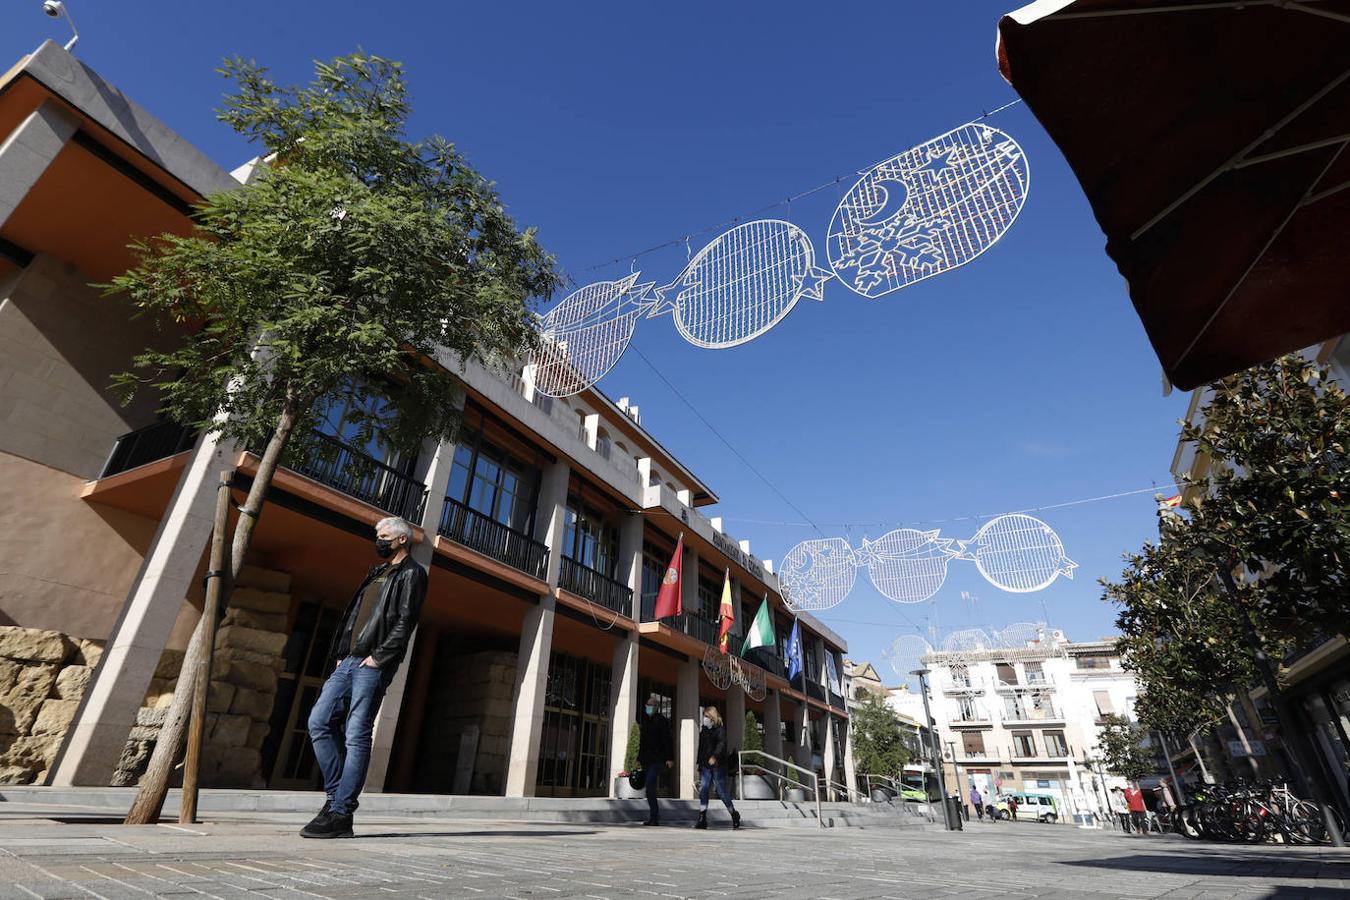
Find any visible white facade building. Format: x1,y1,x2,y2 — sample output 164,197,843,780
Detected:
919,630,1140,821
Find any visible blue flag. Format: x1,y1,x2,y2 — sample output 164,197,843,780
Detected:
786,619,803,682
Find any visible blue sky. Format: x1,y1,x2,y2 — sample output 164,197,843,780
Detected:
4,1,1189,676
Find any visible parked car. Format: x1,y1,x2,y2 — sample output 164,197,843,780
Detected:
995,792,1059,823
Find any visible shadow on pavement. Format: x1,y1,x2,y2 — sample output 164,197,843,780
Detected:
1261,888,1350,899
349,830,600,839
1059,855,1350,880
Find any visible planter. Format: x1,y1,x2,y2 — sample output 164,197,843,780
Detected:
784,787,810,803
615,775,645,800
739,774,776,800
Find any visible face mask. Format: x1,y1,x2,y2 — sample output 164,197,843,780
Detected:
702,716,712,728
644,705,654,716
375,537,397,559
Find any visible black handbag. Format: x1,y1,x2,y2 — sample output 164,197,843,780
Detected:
628,769,646,790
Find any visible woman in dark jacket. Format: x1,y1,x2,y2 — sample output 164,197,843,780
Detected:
696,706,741,830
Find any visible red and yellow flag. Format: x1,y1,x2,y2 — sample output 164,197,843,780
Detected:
1160,494,1183,509
718,569,735,653
653,534,684,619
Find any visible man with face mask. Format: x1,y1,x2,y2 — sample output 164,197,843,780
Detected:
301,516,427,839
636,692,674,826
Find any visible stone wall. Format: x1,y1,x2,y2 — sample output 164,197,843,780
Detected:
0,626,103,783
413,648,517,795
0,566,293,788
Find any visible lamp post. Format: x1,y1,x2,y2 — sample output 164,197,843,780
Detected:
912,668,955,831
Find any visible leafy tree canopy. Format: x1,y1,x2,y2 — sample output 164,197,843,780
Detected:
850,693,910,778
108,51,560,455
1095,713,1155,784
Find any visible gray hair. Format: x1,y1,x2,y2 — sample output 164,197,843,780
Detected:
376,516,414,542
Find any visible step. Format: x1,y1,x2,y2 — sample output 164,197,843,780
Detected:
0,787,940,830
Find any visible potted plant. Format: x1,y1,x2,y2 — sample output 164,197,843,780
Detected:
738,712,776,800
615,723,645,799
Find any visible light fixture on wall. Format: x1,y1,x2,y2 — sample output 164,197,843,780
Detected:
42,1,79,51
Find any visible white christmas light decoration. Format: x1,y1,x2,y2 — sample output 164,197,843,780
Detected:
778,516,1072,613
884,633,934,681
827,124,1029,299
702,645,734,691
996,621,1047,650
955,513,1077,593
526,121,1031,398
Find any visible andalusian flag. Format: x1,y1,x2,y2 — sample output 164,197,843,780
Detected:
739,595,776,657
717,569,735,653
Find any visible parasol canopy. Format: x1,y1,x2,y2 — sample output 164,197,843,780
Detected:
997,0,1350,390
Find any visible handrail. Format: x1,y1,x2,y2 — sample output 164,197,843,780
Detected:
827,779,867,803
738,749,824,828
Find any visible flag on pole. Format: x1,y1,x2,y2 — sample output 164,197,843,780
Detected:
653,534,684,619
785,618,804,682
1159,494,1183,509
717,569,735,653
739,594,776,658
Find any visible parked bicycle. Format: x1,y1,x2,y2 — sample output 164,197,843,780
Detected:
1174,780,1344,845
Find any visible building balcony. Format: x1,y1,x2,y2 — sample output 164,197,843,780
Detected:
1002,707,1066,725
437,498,549,581
996,679,1055,694
101,420,196,477
943,678,985,695
949,712,994,727
285,430,428,521
641,591,721,644
805,680,828,703
559,557,633,617
1009,743,1075,762
1024,672,1051,686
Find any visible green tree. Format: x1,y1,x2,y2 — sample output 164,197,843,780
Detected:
1103,355,1350,734
850,693,909,778
743,711,764,754
115,51,559,823
1096,714,1155,784
623,723,640,774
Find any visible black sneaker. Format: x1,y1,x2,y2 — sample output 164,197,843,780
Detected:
731,809,741,830
695,811,708,830
642,818,660,826
300,812,353,839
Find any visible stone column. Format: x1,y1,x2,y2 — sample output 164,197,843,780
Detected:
823,712,838,799
365,432,457,792
50,432,236,786
503,458,568,797
607,512,643,796
762,688,784,760
0,99,78,228
675,654,699,800
842,711,859,799
725,680,745,756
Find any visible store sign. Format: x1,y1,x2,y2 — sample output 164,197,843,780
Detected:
712,529,766,581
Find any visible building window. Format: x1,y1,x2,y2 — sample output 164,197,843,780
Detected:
957,697,982,721
696,574,719,622
1076,654,1113,670
1044,731,1069,757
1093,690,1115,719
563,497,619,578
962,731,985,756
445,440,539,532
950,664,972,688
995,663,1018,686
1024,662,1046,685
1013,732,1036,758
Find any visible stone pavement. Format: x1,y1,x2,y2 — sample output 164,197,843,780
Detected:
0,813,1345,899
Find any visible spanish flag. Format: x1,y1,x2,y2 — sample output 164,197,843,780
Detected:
718,569,735,653
1160,494,1183,509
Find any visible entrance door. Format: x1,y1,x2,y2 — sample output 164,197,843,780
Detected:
265,599,342,789
536,651,612,797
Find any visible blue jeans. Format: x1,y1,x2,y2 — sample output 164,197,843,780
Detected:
698,766,735,812
307,656,393,816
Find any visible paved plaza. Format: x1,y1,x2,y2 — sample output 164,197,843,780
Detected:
0,812,1346,900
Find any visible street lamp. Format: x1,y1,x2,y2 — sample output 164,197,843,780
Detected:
911,668,956,831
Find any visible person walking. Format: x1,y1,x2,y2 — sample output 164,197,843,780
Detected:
302,517,427,839
1124,783,1148,835
1007,794,1019,822
637,693,673,826
970,786,984,821
1110,786,1132,833
695,706,741,830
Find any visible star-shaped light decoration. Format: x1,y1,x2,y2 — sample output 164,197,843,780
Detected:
913,147,957,181
791,266,833,301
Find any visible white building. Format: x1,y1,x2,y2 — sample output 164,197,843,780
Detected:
919,630,1140,821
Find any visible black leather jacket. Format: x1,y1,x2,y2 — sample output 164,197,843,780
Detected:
697,723,727,770
328,556,427,670
638,712,673,767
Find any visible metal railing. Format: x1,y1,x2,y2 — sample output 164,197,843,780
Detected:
559,557,633,616
1024,671,1051,685
438,498,549,580
804,681,827,703
829,690,847,709
737,750,823,827
1003,706,1065,723
286,430,428,520
640,592,720,644
826,779,868,803
101,421,197,478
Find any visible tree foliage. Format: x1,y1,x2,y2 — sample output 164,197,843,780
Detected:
1096,714,1155,784
623,723,640,774
743,711,764,754
850,693,910,778
1103,355,1350,734
108,51,559,454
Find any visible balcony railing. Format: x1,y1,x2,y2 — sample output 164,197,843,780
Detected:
951,709,991,724
101,421,197,478
1003,706,1065,723
438,498,549,580
805,680,827,703
829,690,846,709
559,557,633,617
1024,672,1051,686
1009,743,1074,760
640,592,721,644
287,430,428,521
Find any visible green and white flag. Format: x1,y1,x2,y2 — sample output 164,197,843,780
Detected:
739,595,776,657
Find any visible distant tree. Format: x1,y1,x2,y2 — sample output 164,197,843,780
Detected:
743,711,764,754
622,723,640,775
850,693,909,778
1096,714,1155,784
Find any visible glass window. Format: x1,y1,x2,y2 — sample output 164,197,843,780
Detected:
1093,691,1115,718
1013,732,1036,758
313,379,405,470
563,497,619,577
962,732,985,755
1044,730,1069,757
995,663,1018,685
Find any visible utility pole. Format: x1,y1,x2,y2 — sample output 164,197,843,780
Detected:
913,668,955,831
